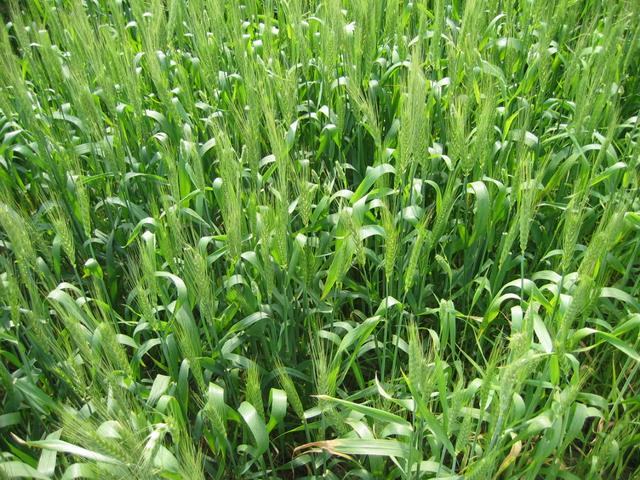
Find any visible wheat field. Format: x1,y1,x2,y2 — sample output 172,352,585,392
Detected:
0,0,639,478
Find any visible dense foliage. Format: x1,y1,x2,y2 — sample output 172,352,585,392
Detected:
1,0,639,478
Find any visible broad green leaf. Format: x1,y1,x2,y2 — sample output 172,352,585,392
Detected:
37,429,61,477
0,462,50,479
315,395,412,431
20,439,121,465
238,402,269,457
296,438,412,459
352,164,395,203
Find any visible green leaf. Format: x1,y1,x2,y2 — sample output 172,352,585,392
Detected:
597,332,640,362
466,180,490,244
37,429,61,477
61,464,97,480
155,271,189,306
315,395,412,431
335,316,382,358
238,401,269,457
0,412,21,429
352,164,395,203
321,236,355,299
296,438,412,459
267,388,287,432
148,375,171,406
19,439,122,465
0,462,50,479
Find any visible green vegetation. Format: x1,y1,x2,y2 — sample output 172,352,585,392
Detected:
1,0,639,478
